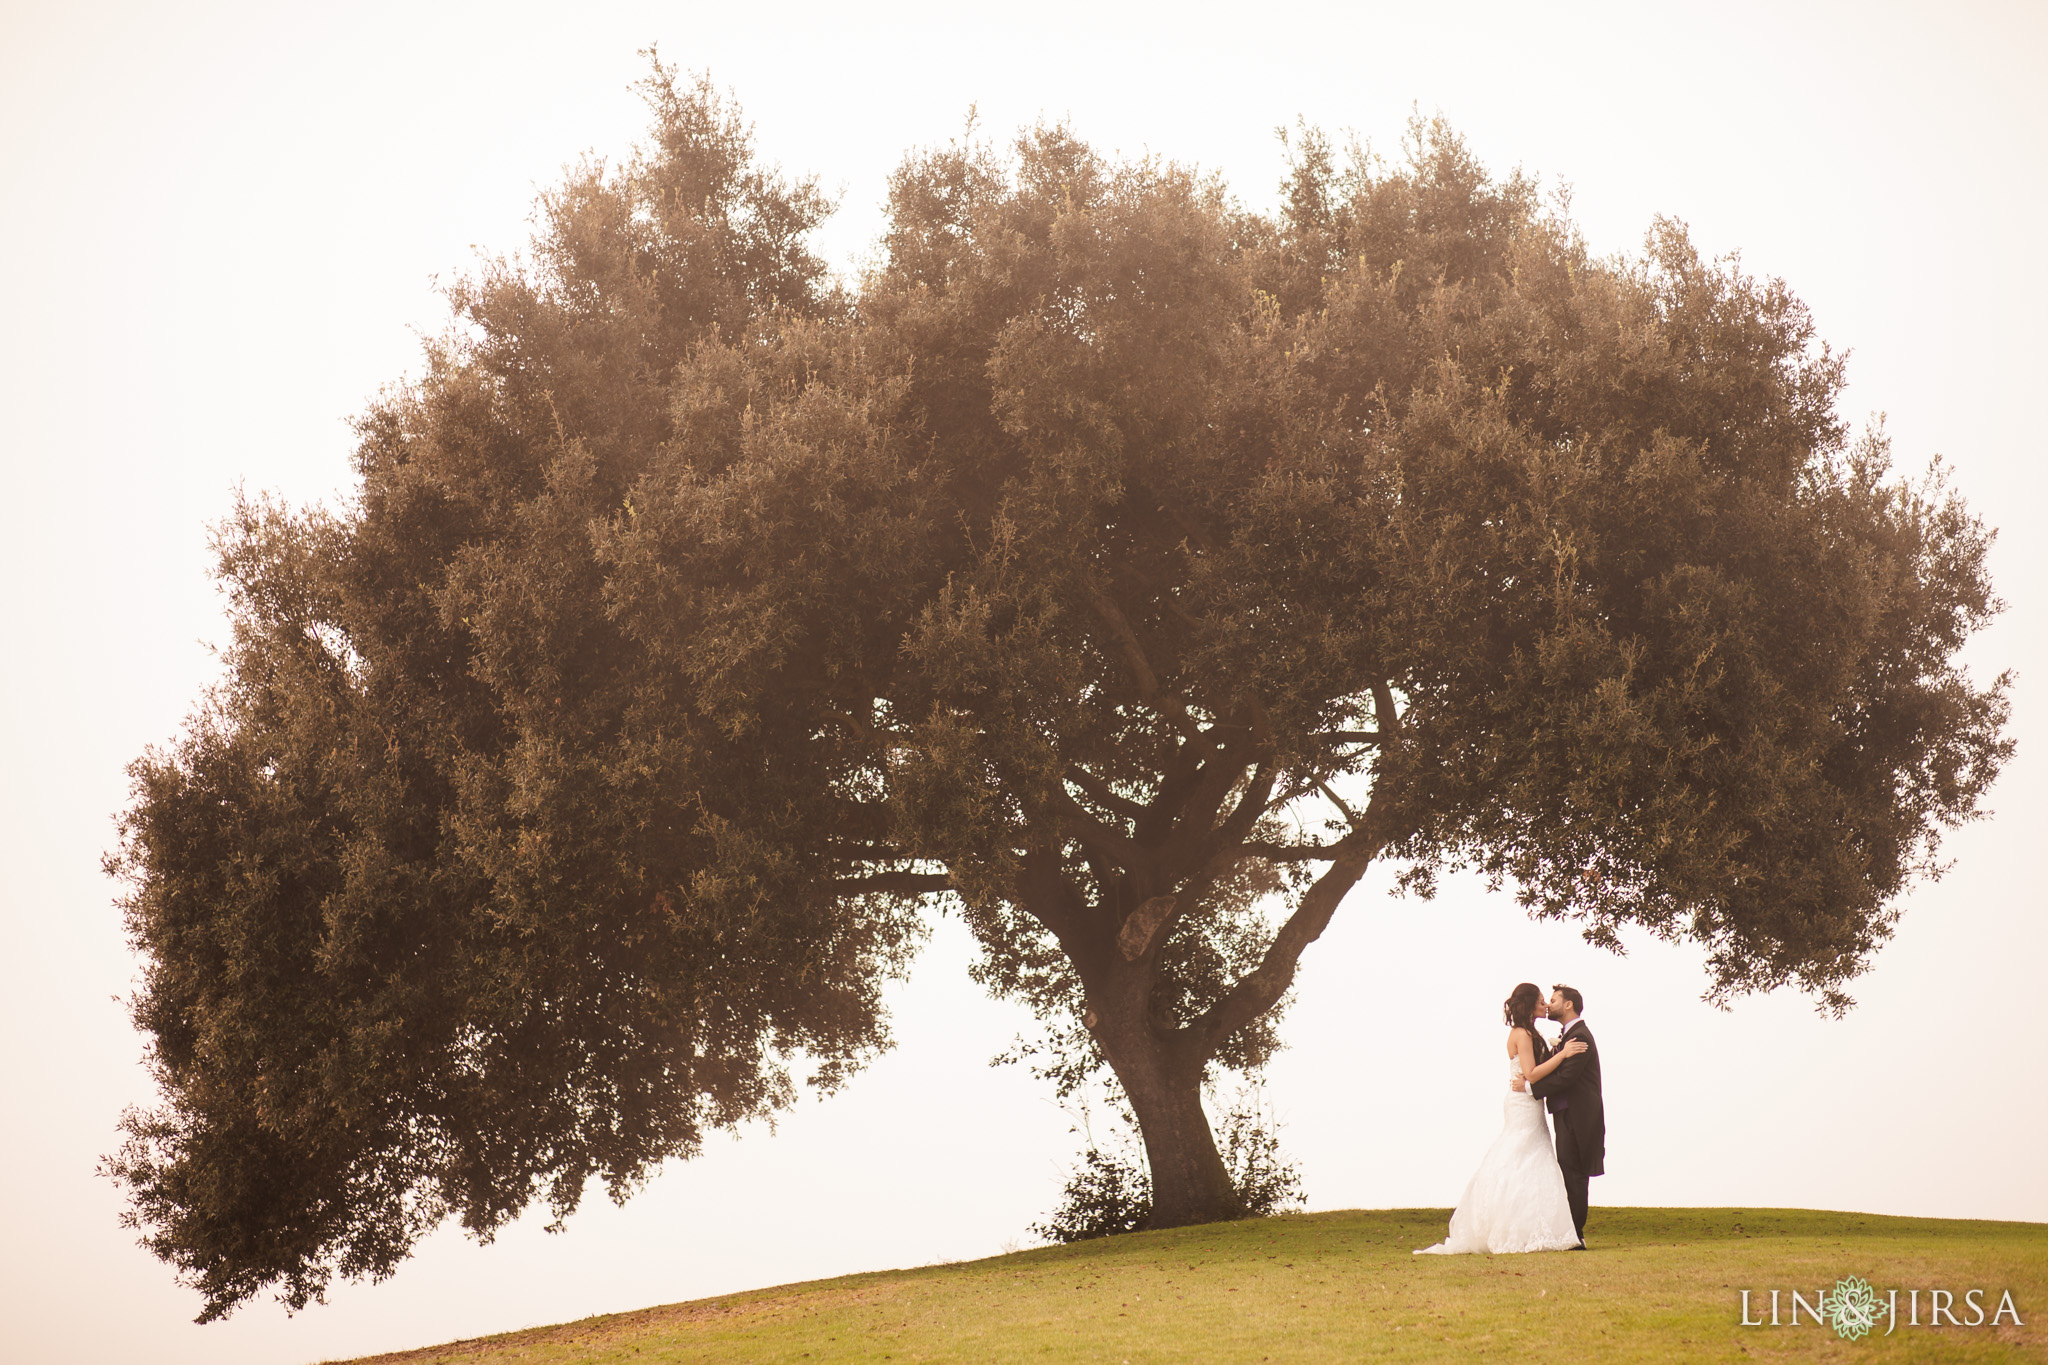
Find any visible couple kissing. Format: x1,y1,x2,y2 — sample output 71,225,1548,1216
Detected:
1415,983,1606,1255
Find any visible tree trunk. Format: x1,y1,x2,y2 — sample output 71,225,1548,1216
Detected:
1094,1012,1242,1228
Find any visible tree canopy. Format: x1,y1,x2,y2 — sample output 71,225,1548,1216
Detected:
109,64,2010,1321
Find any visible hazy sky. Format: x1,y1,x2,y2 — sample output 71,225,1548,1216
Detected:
3,2,2044,1361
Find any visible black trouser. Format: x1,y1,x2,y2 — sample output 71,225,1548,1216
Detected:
1554,1124,1591,1242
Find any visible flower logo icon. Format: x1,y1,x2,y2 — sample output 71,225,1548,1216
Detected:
1824,1276,1884,1341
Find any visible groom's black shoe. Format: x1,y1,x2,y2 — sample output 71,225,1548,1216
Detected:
1569,1241,1587,1251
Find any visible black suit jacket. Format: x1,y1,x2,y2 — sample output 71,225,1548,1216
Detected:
1530,1019,1604,1176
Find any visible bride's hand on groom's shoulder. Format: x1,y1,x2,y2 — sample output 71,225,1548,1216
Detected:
1561,1039,1588,1057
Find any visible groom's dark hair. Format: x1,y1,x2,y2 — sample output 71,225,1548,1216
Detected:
1553,984,1584,1016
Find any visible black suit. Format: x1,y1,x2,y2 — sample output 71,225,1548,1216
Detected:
1529,1018,1604,1242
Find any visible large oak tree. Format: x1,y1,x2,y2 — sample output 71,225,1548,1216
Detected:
109,66,2010,1320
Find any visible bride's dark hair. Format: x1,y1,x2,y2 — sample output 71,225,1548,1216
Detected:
1503,982,1542,1033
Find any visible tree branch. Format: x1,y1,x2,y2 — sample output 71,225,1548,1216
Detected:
1319,729,1382,746
1065,765,1150,824
1313,775,1363,829
1141,721,1233,841
1089,587,1199,739
1116,894,1178,961
829,871,954,896
1264,775,1321,810
1239,839,1345,862
1159,713,1264,864
828,699,882,744
828,839,916,859
1209,757,1279,853
1017,844,1105,975
1188,833,1380,1054
1051,783,1150,871
1370,679,1404,742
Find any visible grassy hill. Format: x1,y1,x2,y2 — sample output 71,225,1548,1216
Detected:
335,1207,2046,1363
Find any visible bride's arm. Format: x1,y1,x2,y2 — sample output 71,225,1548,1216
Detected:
1525,1035,1588,1083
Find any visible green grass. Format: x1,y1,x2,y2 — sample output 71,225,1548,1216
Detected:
335,1208,2047,1363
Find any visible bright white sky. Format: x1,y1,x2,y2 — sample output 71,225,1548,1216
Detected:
2,2,2044,1361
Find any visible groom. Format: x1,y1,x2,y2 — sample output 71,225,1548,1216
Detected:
1521,985,1603,1248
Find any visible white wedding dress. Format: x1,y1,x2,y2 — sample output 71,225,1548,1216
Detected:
1413,1055,1581,1255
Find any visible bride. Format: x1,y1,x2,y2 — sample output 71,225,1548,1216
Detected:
1414,982,1586,1255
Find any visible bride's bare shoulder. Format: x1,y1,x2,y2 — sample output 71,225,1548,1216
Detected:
1504,1024,1531,1053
